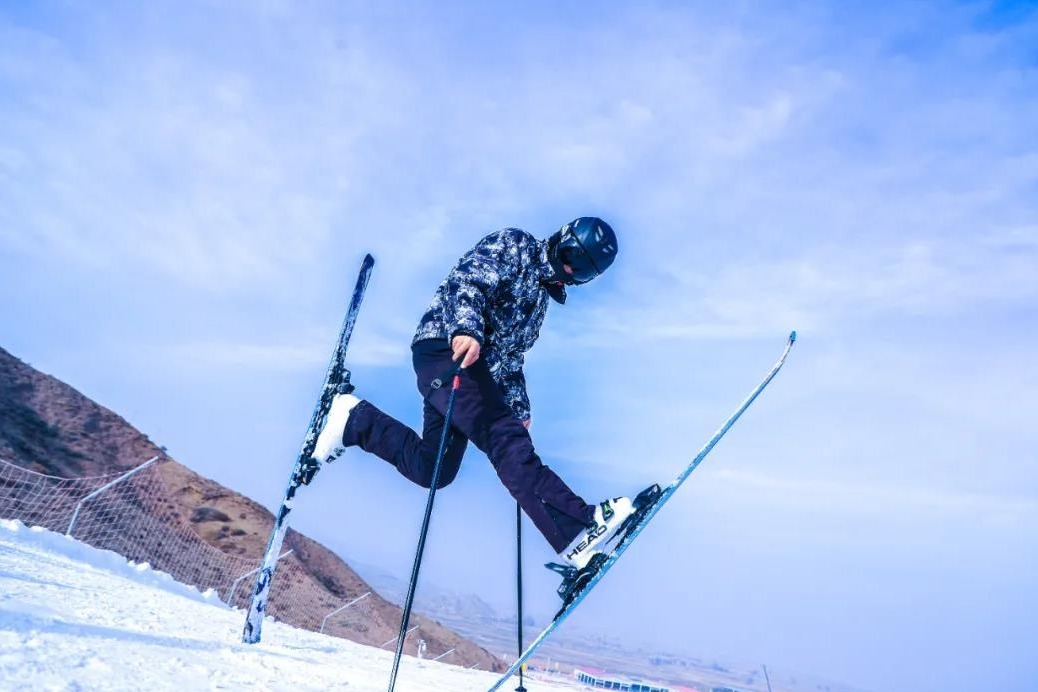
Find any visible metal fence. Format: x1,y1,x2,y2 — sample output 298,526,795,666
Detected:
0,456,378,642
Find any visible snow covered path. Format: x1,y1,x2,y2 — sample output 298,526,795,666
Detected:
0,520,583,691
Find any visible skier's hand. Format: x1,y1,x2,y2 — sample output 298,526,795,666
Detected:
451,335,481,369
522,419,532,430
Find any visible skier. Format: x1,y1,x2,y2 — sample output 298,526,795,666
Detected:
311,217,634,573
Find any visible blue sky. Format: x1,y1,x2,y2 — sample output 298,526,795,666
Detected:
1,2,1036,690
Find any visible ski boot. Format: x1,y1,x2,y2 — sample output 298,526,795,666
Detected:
294,381,361,486
546,484,663,607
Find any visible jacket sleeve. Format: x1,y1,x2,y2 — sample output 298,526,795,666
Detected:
497,352,531,422
441,231,520,343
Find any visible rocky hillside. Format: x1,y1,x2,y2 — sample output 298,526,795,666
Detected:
0,345,503,672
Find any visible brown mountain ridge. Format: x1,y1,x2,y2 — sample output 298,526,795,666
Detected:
0,345,503,672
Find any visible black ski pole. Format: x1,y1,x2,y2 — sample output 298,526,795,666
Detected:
515,501,527,692
386,363,463,692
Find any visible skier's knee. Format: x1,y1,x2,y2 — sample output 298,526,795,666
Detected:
415,467,458,489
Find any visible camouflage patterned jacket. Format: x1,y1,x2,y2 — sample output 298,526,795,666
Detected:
412,228,564,421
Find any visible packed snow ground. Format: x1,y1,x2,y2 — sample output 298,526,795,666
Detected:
0,520,584,691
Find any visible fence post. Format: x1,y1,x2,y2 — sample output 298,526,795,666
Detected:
66,456,160,537
225,550,293,605
319,592,371,634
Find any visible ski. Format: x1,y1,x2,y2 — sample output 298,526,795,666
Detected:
487,331,797,691
242,253,375,644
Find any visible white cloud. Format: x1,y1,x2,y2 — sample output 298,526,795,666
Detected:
707,93,796,156
709,467,1038,526
155,339,327,372
0,9,416,291
548,231,1038,351
152,330,408,373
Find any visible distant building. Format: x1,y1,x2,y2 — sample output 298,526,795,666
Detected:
572,667,700,692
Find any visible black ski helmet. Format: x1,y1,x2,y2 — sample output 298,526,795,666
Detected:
547,217,618,285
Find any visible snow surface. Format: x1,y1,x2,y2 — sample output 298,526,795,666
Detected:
0,520,585,691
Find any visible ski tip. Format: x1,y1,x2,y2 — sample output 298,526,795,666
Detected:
789,330,797,344
362,253,375,267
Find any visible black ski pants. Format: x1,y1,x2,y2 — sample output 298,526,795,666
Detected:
342,338,592,552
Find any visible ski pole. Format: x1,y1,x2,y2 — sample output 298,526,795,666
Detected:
515,501,527,692
386,362,463,692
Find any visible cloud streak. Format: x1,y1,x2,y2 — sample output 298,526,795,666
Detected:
710,467,1038,525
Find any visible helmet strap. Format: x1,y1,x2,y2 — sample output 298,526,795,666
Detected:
544,281,567,304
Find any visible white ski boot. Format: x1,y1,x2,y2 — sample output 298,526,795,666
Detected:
311,393,361,464
557,496,635,570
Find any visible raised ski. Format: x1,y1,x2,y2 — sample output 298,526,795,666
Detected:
241,253,375,644
488,331,797,692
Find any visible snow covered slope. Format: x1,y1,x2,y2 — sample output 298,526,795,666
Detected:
0,520,583,691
